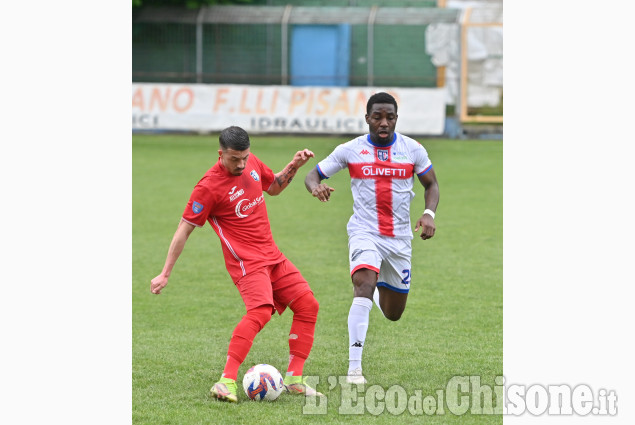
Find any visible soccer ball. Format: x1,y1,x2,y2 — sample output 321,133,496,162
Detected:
242,364,285,401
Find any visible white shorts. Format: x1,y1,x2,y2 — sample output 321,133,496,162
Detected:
348,232,412,293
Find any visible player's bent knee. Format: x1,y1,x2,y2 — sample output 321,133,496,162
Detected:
246,305,274,329
352,279,375,299
305,294,319,315
302,291,319,308
384,310,403,321
290,292,319,321
382,304,405,321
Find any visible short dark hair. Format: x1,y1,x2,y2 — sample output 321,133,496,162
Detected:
219,126,251,151
366,92,398,115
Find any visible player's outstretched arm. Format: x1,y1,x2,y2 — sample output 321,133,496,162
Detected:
414,168,440,240
151,219,196,294
304,167,335,202
266,149,315,196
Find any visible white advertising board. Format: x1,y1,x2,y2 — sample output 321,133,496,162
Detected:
132,84,446,135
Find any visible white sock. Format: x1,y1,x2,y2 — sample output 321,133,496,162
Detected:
373,287,384,316
348,297,372,373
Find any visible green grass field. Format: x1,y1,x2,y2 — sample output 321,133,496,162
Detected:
132,134,502,424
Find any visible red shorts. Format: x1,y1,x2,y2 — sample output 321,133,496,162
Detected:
235,258,312,315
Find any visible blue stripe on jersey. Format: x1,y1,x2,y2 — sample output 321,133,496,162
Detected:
417,164,433,176
316,164,329,179
377,281,410,293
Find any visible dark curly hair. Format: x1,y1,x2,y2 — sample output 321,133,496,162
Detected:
366,92,398,115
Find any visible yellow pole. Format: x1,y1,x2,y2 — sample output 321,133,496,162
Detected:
436,0,447,88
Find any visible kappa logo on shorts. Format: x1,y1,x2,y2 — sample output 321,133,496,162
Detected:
351,249,363,262
250,170,260,181
192,201,204,214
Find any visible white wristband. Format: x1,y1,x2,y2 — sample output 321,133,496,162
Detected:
423,209,435,219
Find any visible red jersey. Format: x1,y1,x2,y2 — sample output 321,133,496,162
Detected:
182,154,285,282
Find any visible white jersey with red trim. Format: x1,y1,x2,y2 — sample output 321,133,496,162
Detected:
316,132,432,239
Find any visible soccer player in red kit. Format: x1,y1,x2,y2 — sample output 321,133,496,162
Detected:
151,126,321,403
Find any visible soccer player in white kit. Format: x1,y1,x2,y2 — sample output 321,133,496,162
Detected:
304,92,440,384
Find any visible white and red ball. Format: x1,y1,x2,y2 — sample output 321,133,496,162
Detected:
242,364,285,401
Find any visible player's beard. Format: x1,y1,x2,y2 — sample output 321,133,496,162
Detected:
374,131,392,145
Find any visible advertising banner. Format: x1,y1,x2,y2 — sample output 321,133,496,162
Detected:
132,84,446,135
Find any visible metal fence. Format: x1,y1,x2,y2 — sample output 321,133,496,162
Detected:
132,5,461,88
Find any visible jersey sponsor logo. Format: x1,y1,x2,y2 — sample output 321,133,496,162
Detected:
229,188,245,201
228,186,237,195
359,149,371,155
349,162,413,180
377,149,389,161
361,165,406,177
392,151,408,160
235,194,265,218
192,201,204,214
250,170,260,181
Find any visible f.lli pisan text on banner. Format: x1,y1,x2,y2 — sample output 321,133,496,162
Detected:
132,84,446,135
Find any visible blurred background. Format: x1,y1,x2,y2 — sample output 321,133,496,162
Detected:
132,0,503,138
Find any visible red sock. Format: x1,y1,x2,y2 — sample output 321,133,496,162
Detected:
222,305,272,380
286,292,319,376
